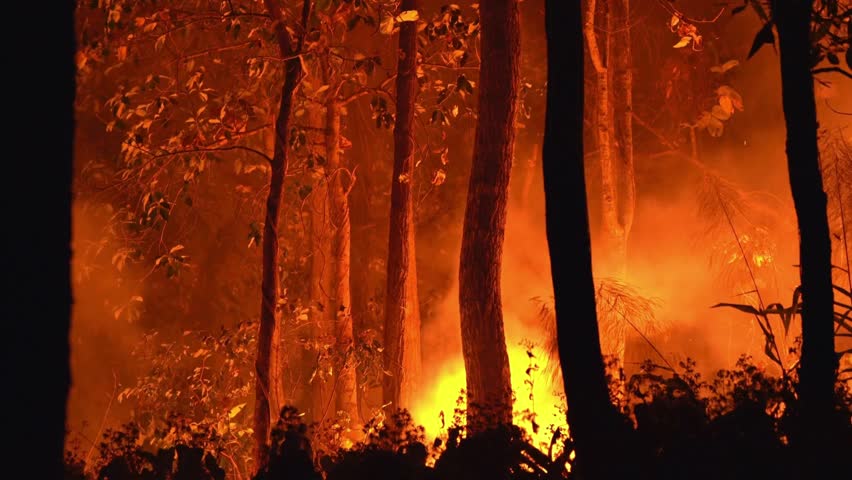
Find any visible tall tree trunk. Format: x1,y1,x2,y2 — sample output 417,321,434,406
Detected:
543,1,638,478
349,100,374,423
585,0,625,277
610,0,635,365
774,0,838,468
326,101,359,425
14,1,74,475
254,0,310,469
611,0,635,273
459,0,520,429
309,104,334,423
383,0,422,412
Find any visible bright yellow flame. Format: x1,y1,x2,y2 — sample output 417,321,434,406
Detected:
411,342,567,450
752,253,773,267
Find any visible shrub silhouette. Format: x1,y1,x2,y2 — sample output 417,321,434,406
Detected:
69,356,851,480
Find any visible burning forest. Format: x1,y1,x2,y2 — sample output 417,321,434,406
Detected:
18,0,852,478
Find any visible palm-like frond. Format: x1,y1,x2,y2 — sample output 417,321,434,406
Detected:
821,130,852,289
534,278,664,383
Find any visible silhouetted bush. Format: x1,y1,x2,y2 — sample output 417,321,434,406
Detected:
68,356,851,480
253,407,321,480
626,356,852,480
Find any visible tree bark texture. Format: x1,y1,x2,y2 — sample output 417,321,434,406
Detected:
611,0,635,270
544,1,639,478
584,0,636,280
308,103,335,423
459,0,520,429
774,0,840,468
254,0,310,470
383,0,423,412
326,101,358,424
349,101,374,423
585,0,624,274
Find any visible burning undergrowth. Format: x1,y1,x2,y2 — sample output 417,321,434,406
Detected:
65,351,852,480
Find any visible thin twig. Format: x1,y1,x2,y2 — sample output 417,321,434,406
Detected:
812,66,852,80
825,99,852,116
654,0,725,24
713,181,787,375
619,310,676,374
714,183,765,308
84,370,119,472
835,158,852,291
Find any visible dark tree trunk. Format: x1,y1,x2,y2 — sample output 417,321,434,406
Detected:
774,0,839,467
543,1,638,478
459,0,520,429
255,0,310,470
12,1,75,476
383,0,422,411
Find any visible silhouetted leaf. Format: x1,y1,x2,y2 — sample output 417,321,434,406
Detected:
748,22,774,59
712,302,760,316
764,340,780,364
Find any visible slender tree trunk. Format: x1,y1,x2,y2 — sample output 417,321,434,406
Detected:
543,1,639,478
459,0,520,430
610,0,635,365
325,101,359,425
611,0,635,271
254,0,310,469
774,0,839,468
309,104,334,424
585,0,625,277
383,0,422,412
349,101,374,423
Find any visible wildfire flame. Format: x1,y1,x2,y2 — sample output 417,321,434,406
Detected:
412,317,567,449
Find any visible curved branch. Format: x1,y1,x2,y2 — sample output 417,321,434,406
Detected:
655,0,724,24
824,99,852,116
584,0,605,73
812,66,852,80
151,145,273,163
340,75,397,105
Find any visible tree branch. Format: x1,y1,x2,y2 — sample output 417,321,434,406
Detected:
340,75,397,105
151,145,273,164
654,0,724,24
584,0,606,73
631,112,678,150
812,66,852,80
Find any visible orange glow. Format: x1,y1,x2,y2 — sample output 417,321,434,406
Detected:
68,3,852,471
412,337,567,448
